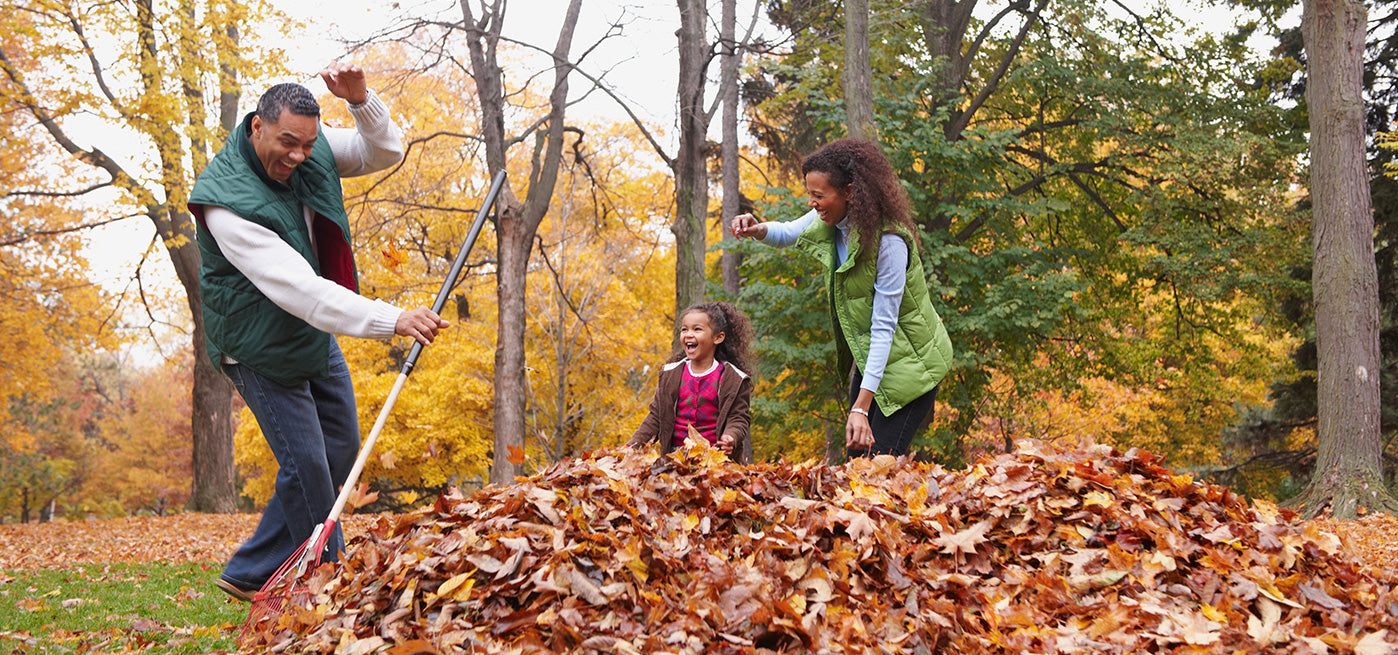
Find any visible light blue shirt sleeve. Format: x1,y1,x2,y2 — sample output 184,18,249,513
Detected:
861,234,908,394
759,210,818,248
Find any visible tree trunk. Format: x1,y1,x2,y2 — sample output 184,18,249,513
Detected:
844,0,875,140
914,0,1044,142
1290,0,1398,518
196,5,240,511
824,416,841,465
190,345,236,512
143,0,237,512
673,0,710,319
719,0,742,295
179,0,208,172
214,0,241,143
492,217,531,482
461,0,582,484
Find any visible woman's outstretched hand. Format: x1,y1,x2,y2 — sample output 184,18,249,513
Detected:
846,412,874,450
730,213,767,240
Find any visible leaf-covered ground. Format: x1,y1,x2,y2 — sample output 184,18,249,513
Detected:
0,513,380,571
239,441,1398,654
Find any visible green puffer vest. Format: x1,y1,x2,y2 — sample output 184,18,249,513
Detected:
189,112,358,386
794,217,953,413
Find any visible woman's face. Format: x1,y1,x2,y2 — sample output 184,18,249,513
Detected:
805,170,851,227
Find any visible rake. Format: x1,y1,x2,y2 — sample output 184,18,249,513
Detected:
242,169,507,636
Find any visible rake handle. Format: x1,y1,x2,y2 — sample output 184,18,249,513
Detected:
308,169,507,562
399,169,508,377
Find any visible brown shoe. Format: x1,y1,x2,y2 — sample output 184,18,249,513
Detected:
215,577,257,603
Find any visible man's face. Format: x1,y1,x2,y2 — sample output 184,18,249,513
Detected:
248,108,319,181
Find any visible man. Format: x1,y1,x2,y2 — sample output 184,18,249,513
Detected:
189,62,448,601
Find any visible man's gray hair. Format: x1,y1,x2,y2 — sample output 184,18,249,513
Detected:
256,83,320,123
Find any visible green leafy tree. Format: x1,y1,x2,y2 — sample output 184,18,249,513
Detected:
736,0,1304,465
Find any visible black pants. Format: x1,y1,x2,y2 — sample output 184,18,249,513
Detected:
846,369,938,458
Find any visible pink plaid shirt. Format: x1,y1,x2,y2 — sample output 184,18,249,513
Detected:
673,360,724,447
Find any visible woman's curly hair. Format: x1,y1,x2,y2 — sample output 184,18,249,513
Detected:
800,138,919,255
668,301,756,376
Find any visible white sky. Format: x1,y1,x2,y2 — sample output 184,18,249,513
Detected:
268,0,701,131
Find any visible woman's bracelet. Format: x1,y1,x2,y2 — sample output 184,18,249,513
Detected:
850,407,869,418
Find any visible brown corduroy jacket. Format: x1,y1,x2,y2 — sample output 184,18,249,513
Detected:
626,359,753,464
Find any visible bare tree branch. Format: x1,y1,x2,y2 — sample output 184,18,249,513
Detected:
0,212,143,247
0,46,163,215
946,0,1048,139
6,181,114,197
68,11,134,120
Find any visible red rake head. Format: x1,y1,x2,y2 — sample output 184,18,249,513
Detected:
240,583,311,641
238,520,338,644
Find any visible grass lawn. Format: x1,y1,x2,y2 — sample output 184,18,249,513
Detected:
0,562,245,654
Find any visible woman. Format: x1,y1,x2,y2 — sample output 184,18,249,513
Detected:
731,138,953,458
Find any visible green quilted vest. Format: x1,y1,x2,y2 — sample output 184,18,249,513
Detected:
189,112,358,386
794,216,954,413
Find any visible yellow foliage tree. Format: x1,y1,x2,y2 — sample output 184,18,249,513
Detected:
524,121,675,465
0,0,296,512
962,296,1299,471
77,356,193,517
0,81,119,520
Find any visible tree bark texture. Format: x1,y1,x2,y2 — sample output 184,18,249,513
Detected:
1293,0,1398,518
461,0,581,485
152,3,236,512
719,0,742,295
178,0,208,172
216,17,241,142
674,0,711,319
843,0,875,140
190,351,236,512
492,219,531,483
914,0,977,103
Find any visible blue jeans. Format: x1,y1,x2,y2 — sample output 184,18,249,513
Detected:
845,368,938,459
220,339,360,589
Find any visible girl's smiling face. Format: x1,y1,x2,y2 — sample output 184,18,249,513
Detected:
679,309,725,367
805,170,851,226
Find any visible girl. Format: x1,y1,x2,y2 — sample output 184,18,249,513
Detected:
730,138,953,459
628,301,755,463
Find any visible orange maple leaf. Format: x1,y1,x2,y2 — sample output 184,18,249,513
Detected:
345,483,379,511
507,444,527,465
934,519,993,561
379,242,408,270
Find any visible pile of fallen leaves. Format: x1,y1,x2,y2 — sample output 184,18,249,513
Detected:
245,440,1398,654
